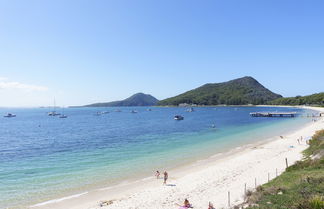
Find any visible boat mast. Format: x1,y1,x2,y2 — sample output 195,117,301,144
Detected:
54,97,56,112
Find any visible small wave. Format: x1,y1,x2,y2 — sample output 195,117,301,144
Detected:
97,176,153,191
30,192,88,207
97,181,130,191
140,176,153,181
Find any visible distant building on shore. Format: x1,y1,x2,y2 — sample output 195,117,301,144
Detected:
178,103,198,107
179,103,189,107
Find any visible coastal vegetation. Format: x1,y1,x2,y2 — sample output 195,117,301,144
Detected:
241,130,324,209
267,93,324,107
158,76,282,106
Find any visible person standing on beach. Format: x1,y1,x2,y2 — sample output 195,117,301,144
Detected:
208,202,215,209
155,170,160,179
163,171,168,185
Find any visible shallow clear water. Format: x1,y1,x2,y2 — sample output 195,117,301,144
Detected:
0,106,316,208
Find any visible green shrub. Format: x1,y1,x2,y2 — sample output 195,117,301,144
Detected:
243,129,324,209
309,196,324,209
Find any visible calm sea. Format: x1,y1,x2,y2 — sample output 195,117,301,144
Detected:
0,106,316,208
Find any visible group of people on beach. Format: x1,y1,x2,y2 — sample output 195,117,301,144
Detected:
155,170,168,185
155,171,216,209
280,135,307,145
176,199,215,209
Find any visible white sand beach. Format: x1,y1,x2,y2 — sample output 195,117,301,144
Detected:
33,106,324,209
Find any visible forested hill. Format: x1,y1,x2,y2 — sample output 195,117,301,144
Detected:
158,76,282,105
79,93,159,107
267,92,324,106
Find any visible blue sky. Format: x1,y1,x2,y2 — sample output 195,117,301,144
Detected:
0,0,323,107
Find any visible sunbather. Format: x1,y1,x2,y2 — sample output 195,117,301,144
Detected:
176,199,192,208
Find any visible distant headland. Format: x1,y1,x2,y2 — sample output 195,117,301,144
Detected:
71,93,159,107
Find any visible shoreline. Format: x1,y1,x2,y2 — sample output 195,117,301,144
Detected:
30,106,324,209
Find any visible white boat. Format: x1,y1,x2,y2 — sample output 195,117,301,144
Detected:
186,107,194,112
131,110,138,113
4,113,16,118
174,115,184,120
101,111,109,114
115,109,122,112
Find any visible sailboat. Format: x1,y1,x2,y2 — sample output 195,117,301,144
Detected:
48,98,61,116
59,107,68,118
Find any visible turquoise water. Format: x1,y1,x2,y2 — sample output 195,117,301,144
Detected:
0,106,316,208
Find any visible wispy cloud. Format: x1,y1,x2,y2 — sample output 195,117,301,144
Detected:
0,77,48,92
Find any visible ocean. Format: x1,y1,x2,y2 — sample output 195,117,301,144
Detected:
0,106,316,209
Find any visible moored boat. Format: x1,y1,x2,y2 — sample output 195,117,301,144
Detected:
94,112,102,116
48,98,60,116
4,113,16,118
174,115,184,120
48,111,60,116
186,107,194,112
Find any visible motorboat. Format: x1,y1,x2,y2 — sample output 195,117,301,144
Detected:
186,107,194,112
48,111,60,116
131,110,138,113
4,113,16,118
174,115,184,120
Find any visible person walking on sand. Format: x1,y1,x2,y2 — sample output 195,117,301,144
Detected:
155,170,160,179
163,171,168,185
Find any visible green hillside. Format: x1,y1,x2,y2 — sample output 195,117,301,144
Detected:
267,92,324,106
80,93,159,107
158,76,282,106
